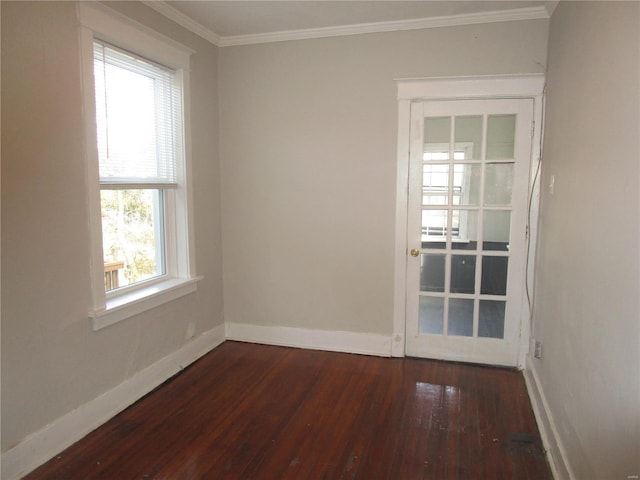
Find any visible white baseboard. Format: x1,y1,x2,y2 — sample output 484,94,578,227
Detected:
523,360,574,480
1,324,226,480
225,322,393,357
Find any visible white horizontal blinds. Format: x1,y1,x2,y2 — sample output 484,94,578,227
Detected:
93,41,181,188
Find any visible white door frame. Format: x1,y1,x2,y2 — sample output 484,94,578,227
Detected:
392,74,545,367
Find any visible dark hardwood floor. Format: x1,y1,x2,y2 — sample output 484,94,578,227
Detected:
24,341,551,479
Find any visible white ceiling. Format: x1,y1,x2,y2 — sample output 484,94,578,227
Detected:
144,1,554,46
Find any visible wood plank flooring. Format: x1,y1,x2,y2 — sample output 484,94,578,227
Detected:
24,341,551,479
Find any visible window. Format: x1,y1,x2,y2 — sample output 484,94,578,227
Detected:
94,41,178,292
80,3,199,330
422,143,475,243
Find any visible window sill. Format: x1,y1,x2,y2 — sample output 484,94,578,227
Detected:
89,276,203,331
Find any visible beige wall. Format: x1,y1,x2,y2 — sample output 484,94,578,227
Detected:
1,1,223,452
533,2,640,478
219,20,548,334
5,2,637,477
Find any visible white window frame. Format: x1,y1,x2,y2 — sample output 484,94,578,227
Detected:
79,3,201,330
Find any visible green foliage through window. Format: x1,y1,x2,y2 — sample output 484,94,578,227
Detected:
101,189,163,290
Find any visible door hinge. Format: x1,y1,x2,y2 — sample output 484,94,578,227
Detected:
531,120,535,138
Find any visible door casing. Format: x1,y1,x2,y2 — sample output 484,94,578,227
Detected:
392,74,545,367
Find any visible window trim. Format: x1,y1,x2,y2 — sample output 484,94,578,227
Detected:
79,2,201,331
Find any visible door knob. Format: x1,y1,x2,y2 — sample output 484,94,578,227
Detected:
410,249,420,257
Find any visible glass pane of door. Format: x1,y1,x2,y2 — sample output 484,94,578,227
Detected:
486,114,516,159
419,296,444,334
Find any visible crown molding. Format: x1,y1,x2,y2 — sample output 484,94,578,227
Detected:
141,1,222,46
220,6,549,47
142,3,549,48
544,1,560,17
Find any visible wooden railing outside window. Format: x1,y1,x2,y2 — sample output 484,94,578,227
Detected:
104,261,124,291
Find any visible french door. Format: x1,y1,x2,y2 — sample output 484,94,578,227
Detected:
404,98,534,366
